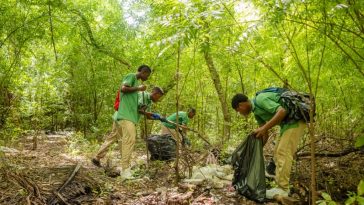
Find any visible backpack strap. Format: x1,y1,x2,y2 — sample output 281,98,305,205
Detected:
255,87,288,96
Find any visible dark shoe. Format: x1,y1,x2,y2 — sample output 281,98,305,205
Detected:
265,158,276,178
92,158,102,167
105,169,120,178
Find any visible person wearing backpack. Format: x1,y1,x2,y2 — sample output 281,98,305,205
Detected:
231,89,309,199
91,65,164,178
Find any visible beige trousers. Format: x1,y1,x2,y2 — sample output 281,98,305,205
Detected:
161,125,182,139
95,120,136,169
274,121,306,191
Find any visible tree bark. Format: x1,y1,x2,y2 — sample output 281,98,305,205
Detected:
203,48,231,140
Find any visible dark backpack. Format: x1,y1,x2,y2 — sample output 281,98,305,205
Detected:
255,87,289,96
254,87,315,123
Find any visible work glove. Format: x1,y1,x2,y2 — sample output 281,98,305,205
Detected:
151,113,161,120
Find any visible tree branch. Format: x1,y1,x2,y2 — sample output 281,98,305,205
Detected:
70,9,131,68
48,2,57,61
297,147,362,158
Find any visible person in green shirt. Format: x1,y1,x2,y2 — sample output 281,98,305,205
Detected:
92,65,164,178
161,108,196,144
231,91,306,199
138,87,165,119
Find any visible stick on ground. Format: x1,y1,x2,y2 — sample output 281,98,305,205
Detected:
49,162,81,205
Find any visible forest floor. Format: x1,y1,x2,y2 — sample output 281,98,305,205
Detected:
0,131,363,205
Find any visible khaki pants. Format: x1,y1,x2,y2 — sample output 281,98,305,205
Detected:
274,121,306,191
161,125,181,138
95,120,136,169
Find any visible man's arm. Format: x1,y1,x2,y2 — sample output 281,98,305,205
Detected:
256,123,269,146
122,84,146,93
180,114,189,132
181,126,188,134
138,109,153,120
139,109,166,121
254,107,287,138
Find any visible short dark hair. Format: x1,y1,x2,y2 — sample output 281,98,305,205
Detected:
152,86,164,95
137,65,152,73
188,108,196,114
231,93,248,109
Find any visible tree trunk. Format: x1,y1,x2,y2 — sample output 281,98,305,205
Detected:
203,49,231,140
174,42,181,183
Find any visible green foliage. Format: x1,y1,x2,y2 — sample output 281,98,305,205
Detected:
0,2,362,204
317,192,337,205
67,131,99,155
0,0,363,179
355,136,364,148
359,180,364,196
345,180,364,205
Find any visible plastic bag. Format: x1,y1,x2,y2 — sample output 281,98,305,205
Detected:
147,134,176,161
231,133,266,202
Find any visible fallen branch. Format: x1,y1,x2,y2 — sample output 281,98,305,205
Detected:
165,119,212,146
7,172,46,204
49,163,81,205
297,147,362,158
58,163,81,192
53,191,71,205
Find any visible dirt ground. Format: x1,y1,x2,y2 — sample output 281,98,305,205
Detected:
0,132,363,205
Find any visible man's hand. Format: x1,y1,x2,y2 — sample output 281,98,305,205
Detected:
138,85,147,91
254,107,287,139
122,85,147,93
179,125,188,130
254,126,268,138
139,105,147,112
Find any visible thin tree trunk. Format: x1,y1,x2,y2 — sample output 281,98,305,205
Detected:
174,42,181,184
48,1,57,61
142,93,149,169
237,64,245,93
203,49,231,141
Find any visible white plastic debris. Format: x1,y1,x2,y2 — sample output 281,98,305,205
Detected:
183,164,233,188
0,146,19,154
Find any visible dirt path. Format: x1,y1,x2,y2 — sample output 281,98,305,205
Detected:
0,132,270,205
1,132,362,204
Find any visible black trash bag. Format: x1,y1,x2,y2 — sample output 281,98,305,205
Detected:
147,134,176,161
231,133,266,202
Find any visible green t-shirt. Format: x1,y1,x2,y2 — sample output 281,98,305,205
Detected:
138,91,152,112
252,92,298,135
112,73,140,123
162,111,189,129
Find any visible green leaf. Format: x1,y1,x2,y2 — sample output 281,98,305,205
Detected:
358,180,364,196
328,201,337,205
345,197,356,205
316,201,327,205
355,136,364,148
356,196,364,205
322,192,332,201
